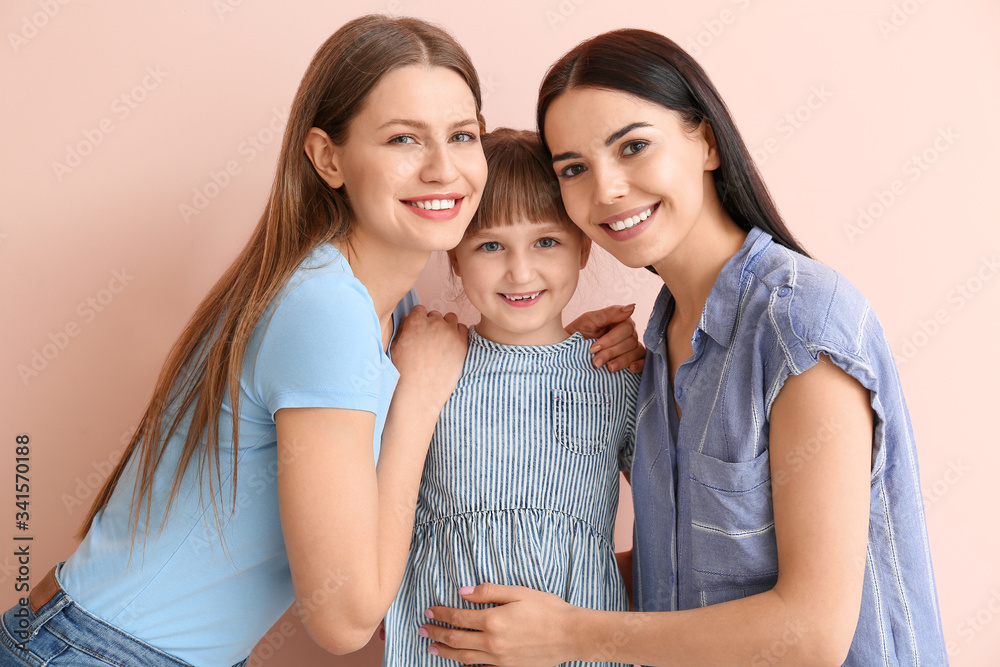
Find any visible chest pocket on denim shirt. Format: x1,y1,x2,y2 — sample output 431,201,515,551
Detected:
687,448,778,600
552,390,613,455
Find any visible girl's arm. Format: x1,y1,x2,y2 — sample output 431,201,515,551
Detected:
276,307,468,654
567,303,645,373
422,355,872,667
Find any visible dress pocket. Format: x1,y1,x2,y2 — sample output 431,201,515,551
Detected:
551,390,613,456
687,448,778,595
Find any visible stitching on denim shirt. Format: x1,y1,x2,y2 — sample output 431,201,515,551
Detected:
819,272,839,341
866,542,891,663
879,477,919,664
854,303,871,356
689,476,771,494
691,521,774,538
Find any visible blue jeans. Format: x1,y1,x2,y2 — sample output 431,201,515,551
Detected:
0,567,248,667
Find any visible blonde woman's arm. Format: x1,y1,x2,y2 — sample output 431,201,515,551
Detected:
277,307,467,654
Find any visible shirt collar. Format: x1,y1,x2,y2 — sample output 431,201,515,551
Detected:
642,227,774,352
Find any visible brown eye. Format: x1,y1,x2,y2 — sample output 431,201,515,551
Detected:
622,140,648,156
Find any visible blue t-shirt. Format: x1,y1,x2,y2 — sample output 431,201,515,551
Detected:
631,228,947,664
60,243,416,667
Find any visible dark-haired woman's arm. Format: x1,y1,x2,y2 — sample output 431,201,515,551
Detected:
567,303,645,373
422,356,872,666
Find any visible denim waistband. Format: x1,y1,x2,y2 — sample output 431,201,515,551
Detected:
0,563,248,667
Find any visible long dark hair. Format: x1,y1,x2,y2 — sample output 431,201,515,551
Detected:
537,28,809,257
81,15,484,543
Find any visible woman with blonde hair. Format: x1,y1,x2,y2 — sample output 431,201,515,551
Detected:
1,15,641,667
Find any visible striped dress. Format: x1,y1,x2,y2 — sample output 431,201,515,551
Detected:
383,328,639,666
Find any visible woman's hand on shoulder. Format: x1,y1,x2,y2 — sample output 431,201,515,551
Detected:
566,303,645,373
391,305,468,411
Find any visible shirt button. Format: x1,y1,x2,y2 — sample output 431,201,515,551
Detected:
676,387,683,398
778,286,791,297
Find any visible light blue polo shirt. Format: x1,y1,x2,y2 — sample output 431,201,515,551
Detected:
60,243,416,667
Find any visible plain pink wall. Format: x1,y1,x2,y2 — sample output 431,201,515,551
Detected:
3,0,997,665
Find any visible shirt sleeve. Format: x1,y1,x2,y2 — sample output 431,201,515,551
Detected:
617,371,641,474
251,273,388,418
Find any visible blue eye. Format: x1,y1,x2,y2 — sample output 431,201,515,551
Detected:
452,132,477,143
536,237,558,248
622,140,648,156
558,164,586,178
479,241,502,252
389,135,416,145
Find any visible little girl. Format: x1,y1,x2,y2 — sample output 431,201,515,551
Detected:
382,128,639,666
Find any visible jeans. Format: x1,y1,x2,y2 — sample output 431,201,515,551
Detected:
0,567,248,667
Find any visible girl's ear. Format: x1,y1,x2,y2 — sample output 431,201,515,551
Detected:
447,249,462,277
579,236,593,270
700,121,721,171
304,127,345,189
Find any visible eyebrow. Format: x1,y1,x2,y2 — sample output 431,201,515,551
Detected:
467,223,570,240
378,118,480,131
550,121,653,163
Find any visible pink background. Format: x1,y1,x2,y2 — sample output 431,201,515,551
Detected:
3,0,997,665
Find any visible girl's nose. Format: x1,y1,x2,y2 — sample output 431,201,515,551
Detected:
506,250,536,284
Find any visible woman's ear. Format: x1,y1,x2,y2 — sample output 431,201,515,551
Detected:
579,236,593,270
700,121,721,171
304,127,345,189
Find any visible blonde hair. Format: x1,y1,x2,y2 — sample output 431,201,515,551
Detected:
81,15,484,543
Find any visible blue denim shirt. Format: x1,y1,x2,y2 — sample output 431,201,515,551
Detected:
631,228,947,665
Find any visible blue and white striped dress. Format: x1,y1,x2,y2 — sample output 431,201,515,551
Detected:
383,328,639,666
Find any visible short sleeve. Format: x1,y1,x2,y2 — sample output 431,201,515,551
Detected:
251,273,387,417
617,372,641,474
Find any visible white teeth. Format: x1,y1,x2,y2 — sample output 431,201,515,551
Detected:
503,291,541,301
409,199,456,210
608,206,654,232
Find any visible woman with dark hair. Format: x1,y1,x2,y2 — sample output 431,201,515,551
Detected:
0,16,643,667
421,29,947,666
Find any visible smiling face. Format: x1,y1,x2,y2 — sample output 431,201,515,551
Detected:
325,65,488,258
450,220,591,346
544,86,722,271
